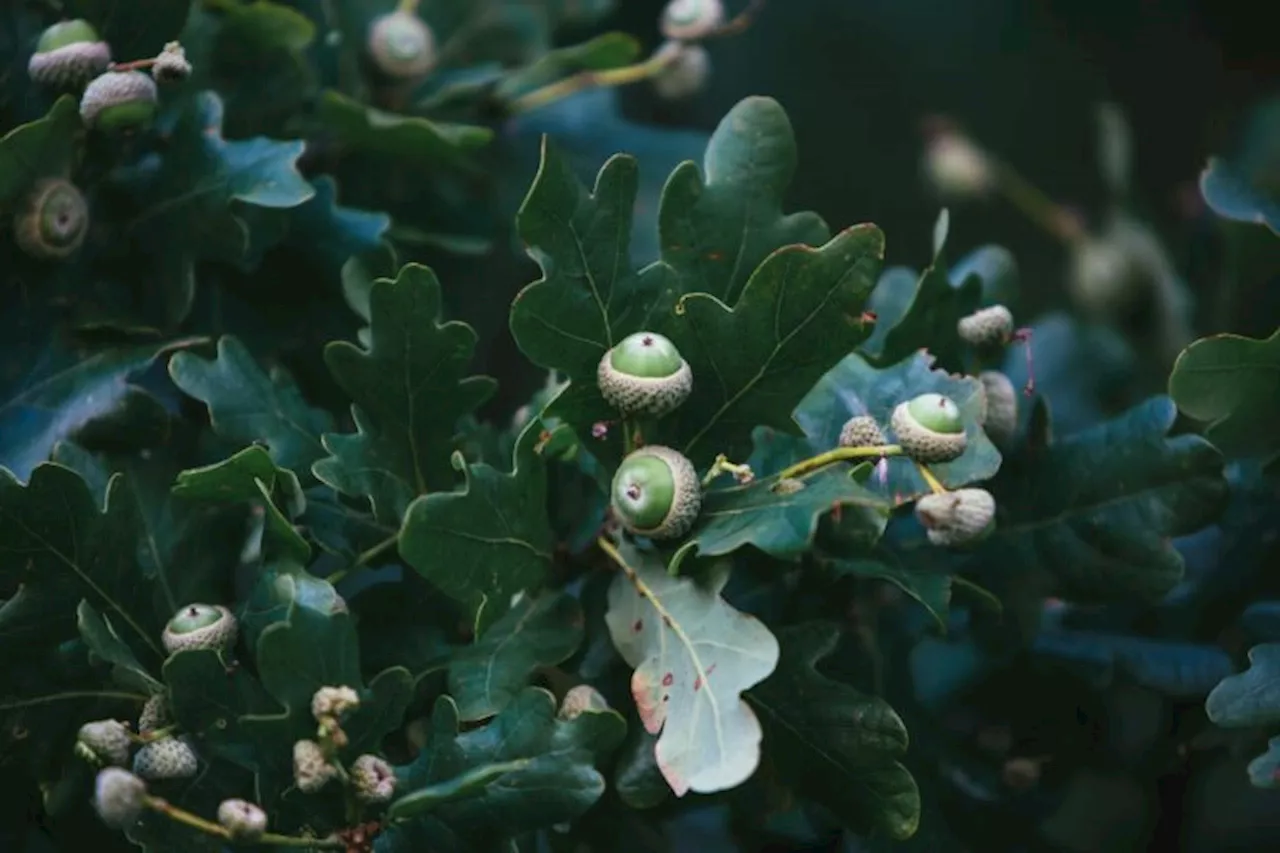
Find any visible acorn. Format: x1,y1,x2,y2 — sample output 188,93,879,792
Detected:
890,393,968,463
93,768,147,829
611,446,702,541
977,371,1018,445
28,19,111,87
367,10,437,79
151,41,192,83
293,739,338,793
660,0,726,41
351,754,396,804
597,331,692,418
217,799,267,842
652,40,711,101
79,70,158,131
838,415,887,449
914,488,996,546
138,693,170,734
77,720,131,767
132,737,198,781
14,178,89,260
957,304,1014,348
161,604,237,655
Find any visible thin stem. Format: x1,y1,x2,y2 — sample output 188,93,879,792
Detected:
325,533,399,585
991,161,1086,246
596,536,626,573
510,49,679,115
705,0,769,38
915,461,948,496
622,418,638,456
0,691,147,711
129,725,177,744
145,797,345,849
776,445,903,482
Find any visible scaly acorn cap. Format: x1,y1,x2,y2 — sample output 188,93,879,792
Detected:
14,178,89,260
367,10,437,79
78,720,132,767
977,370,1017,445
162,604,237,655
351,754,397,804
598,331,692,417
660,0,725,40
838,415,887,449
80,70,158,131
138,693,170,734
890,393,967,463
611,445,702,541
132,737,198,781
93,768,147,829
151,41,192,82
652,40,711,101
957,304,1014,348
28,19,111,87
914,488,996,546
217,799,268,842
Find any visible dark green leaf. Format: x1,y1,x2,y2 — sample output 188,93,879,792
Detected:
1197,98,1280,233
399,424,554,635
1248,736,1280,788
171,445,279,502
658,95,829,304
1206,643,1280,728
448,592,584,722
169,335,334,474
970,396,1227,603
830,558,952,630
1169,328,1280,465
285,176,391,276
316,91,493,172
0,95,80,206
747,622,919,840
495,32,642,100
76,600,162,694
657,225,884,467
315,263,497,523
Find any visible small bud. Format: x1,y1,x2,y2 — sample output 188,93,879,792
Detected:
138,693,170,734
838,415,887,449
217,798,268,842
151,41,192,82
80,70,158,132
310,685,360,722
367,10,437,79
652,40,711,101
558,685,610,720
93,768,147,829
660,0,726,40
915,488,996,546
976,371,1017,445
77,719,132,767
14,178,89,260
28,19,111,88
924,129,993,199
957,305,1015,348
351,754,397,804
293,739,338,793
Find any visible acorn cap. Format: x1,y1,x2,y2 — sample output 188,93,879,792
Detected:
217,799,268,842
162,604,238,655
367,10,437,79
890,393,968,463
838,415,887,449
977,370,1017,445
957,304,1014,347
14,178,89,260
138,693,170,734
660,0,726,40
598,331,693,417
151,41,192,82
652,40,711,101
611,445,702,540
78,719,132,767
914,488,996,546
80,70,158,131
351,754,397,804
93,768,147,829
29,20,111,87
132,737,198,780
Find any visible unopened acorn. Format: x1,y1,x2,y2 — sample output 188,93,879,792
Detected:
80,70,158,131
838,415,887,449
367,10,437,79
14,178,89,260
311,685,360,722
914,488,996,546
890,393,968,463
161,604,238,655
77,719,131,767
957,304,1014,348
217,799,268,842
652,40,711,101
351,754,396,804
93,768,147,829
598,331,692,417
138,693,170,734
132,737,198,781
660,0,725,40
924,130,993,199
151,41,192,82
977,371,1017,445
611,446,701,540
293,739,338,793
28,19,111,87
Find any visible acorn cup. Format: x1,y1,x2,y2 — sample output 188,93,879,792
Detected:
161,604,238,655
611,446,702,541
660,0,726,41
891,393,968,463
80,70,158,132
14,178,89,260
28,19,112,88
598,331,693,418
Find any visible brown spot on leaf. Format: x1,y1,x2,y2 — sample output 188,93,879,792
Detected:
633,618,643,632
662,672,674,687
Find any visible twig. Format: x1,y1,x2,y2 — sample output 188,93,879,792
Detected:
145,797,346,849
776,445,903,481
914,461,948,495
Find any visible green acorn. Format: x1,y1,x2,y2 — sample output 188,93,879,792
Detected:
367,10,437,79
598,331,692,417
957,304,1014,348
660,0,725,40
217,799,267,842
977,370,1017,445
838,414,887,449
161,604,237,655
890,392,968,463
914,488,996,546
652,40,711,101
28,19,111,87
14,178,89,260
611,446,702,540
132,737,198,781
80,70,158,131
